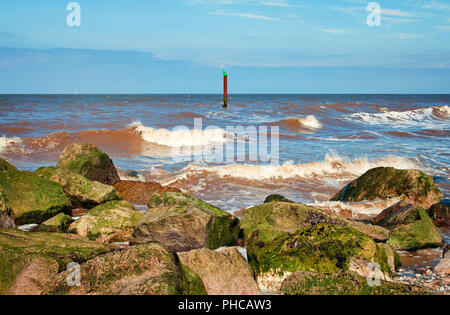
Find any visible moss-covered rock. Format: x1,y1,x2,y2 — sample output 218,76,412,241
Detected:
0,171,71,225
0,158,17,172
281,271,429,295
68,200,143,243
34,167,119,207
37,213,74,233
132,192,240,252
113,180,180,204
178,247,260,295
42,243,184,295
331,167,443,209
0,187,15,229
57,143,120,185
246,224,393,292
0,229,117,295
180,264,207,295
264,194,294,204
386,207,443,250
428,199,449,227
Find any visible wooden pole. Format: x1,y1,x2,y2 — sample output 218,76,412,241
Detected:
223,70,228,108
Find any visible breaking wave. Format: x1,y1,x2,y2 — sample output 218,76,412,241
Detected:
0,136,22,153
274,115,322,132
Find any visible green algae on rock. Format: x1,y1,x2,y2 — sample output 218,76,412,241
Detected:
68,200,143,243
331,167,443,209
385,207,443,250
246,223,393,292
132,192,240,252
42,243,185,295
281,271,429,295
37,213,74,233
34,167,120,207
0,187,16,229
0,171,71,225
178,247,261,295
0,158,17,172
0,228,116,295
57,143,120,185
180,264,207,295
264,194,294,204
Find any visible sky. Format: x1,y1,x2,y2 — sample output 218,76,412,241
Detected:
0,0,449,93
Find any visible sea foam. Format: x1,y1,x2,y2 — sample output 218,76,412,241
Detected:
0,136,22,153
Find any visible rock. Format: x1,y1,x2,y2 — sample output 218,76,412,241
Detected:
240,201,389,244
427,199,449,227
264,194,294,204
331,167,443,209
0,158,17,172
37,213,74,233
435,251,450,274
57,143,120,185
42,243,186,295
246,223,393,292
0,171,71,225
113,180,180,204
34,167,120,207
381,206,443,250
178,247,261,295
0,187,16,229
180,264,208,295
281,271,429,295
0,228,116,295
132,192,240,252
378,243,401,274
68,200,143,243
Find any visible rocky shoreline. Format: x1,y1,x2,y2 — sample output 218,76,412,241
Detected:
0,143,448,295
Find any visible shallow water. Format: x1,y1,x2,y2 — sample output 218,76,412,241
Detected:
1,94,449,214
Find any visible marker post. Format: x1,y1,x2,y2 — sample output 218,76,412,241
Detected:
223,70,228,108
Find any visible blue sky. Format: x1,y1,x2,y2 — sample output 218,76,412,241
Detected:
0,0,449,93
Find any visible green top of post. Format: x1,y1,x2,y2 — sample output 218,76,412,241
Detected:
223,69,228,76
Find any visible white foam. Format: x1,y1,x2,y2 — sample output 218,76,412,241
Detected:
348,105,449,127
297,115,322,129
0,136,21,153
129,121,226,147
162,152,422,182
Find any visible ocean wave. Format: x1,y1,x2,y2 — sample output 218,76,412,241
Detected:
348,105,449,127
0,136,22,153
129,121,226,147
162,152,422,183
274,115,322,133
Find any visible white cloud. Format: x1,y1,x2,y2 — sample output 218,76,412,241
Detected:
389,33,424,39
208,10,282,21
321,29,354,34
435,25,450,32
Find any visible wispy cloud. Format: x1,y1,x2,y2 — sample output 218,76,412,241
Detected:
435,25,450,32
321,29,354,34
389,33,424,40
208,10,282,21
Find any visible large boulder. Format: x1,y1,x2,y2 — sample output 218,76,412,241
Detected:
246,223,393,292
68,200,143,243
375,205,443,250
178,247,261,295
34,167,119,207
0,158,17,172
427,199,449,227
57,143,120,185
113,180,180,204
263,194,294,204
132,192,240,252
281,271,429,295
0,187,15,229
241,201,390,244
42,243,188,295
0,171,71,225
435,246,449,274
37,213,74,233
0,229,116,295
331,167,443,209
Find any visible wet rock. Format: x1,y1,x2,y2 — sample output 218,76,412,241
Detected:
69,200,143,244
427,199,449,227
246,223,393,292
0,187,16,229
42,243,186,295
178,247,260,295
0,171,71,225
263,194,294,204
113,180,180,204
281,271,429,295
34,167,120,207
132,192,240,252
331,167,443,209
57,143,120,185
0,228,116,295
37,213,74,233
434,258,450,275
